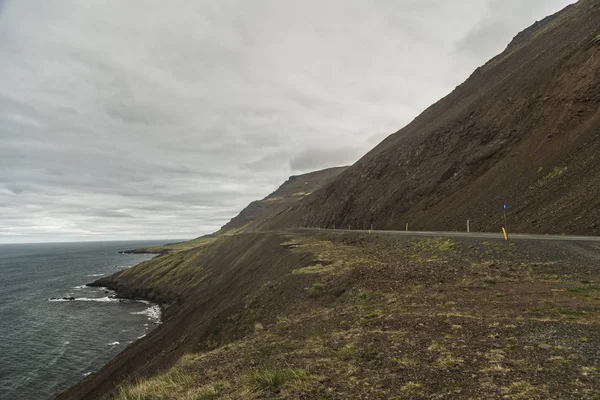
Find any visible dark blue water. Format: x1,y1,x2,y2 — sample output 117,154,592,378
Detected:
0,240,173,400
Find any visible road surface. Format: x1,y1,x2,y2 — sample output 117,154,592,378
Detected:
294,228,600,243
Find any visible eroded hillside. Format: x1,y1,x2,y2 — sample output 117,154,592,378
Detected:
271,0,600,235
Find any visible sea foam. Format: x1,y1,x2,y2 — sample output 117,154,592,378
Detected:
132,305,162,322
49,297,119,303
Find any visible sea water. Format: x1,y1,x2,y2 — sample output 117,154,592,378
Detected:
0,240,172,400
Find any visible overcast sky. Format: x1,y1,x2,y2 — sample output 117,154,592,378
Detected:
0,0,575,243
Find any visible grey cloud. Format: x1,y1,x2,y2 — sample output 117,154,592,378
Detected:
0,0,575,242
290,146,362,172
455,0,576,59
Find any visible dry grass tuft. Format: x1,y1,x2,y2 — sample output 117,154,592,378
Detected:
242,367,311,393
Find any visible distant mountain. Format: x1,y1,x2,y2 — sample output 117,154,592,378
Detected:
218,166,348,233
270,0,600,235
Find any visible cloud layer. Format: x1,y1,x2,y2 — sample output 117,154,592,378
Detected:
0,0,575,242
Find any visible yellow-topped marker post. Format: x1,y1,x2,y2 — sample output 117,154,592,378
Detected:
502,203,509,240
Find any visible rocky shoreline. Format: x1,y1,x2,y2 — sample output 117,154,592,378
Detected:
86,277,175,323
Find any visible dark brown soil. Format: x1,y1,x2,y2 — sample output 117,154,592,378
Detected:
56,231,600,399
55,233,315,400
269,0,600,236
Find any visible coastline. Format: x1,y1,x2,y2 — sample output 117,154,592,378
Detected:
117,249,167,256
87,281,168,324
51,253,173,400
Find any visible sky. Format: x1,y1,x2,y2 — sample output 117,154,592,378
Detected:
0,0,576,243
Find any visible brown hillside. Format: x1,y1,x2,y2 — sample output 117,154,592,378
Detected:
219,166,347,233
56,233,316,400
57,231,600,399
272,0,600,235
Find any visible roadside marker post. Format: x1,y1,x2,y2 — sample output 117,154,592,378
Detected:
502,203,509,240
406,223,409,232
467,220,470,233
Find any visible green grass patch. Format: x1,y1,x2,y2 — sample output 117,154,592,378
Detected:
363,312,380,320
402,381,422,392
411,238,455,253
335,344,357,361
535,166,568,188
361,349,380,361
436,353,464,368
567,284,600,294
243,367,310,393
195,381,228,400
196,391,219,400
292,264,335,275
501,381,541,399
116,371,196,400
308,282,325,297
527,307,586,319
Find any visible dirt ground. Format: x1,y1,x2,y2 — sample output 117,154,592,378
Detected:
69,231,600,400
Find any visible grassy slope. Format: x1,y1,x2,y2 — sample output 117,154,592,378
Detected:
114,232,600,399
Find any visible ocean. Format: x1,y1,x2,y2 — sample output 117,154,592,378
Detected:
0,240,173,400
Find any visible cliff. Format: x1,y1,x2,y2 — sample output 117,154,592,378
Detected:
269,0,600,235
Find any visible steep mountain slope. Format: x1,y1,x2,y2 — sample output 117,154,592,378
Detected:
273,0,600,235
56,233,317,400
218,166,347,233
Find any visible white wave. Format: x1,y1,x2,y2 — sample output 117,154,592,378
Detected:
49,296,118,303
83,372,92,377
131,305,161,322
72,285,87,289
108,341,120,346
77,296,119,302
138,334,147,339
87,273,106,277
46,341,70,368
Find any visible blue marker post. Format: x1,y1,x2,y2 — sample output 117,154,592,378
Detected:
502,203,509,233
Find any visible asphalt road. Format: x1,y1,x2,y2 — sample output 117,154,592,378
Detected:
294,228,600,243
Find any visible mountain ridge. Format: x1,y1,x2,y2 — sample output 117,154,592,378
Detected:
218,166,348,233
266,0,600,235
